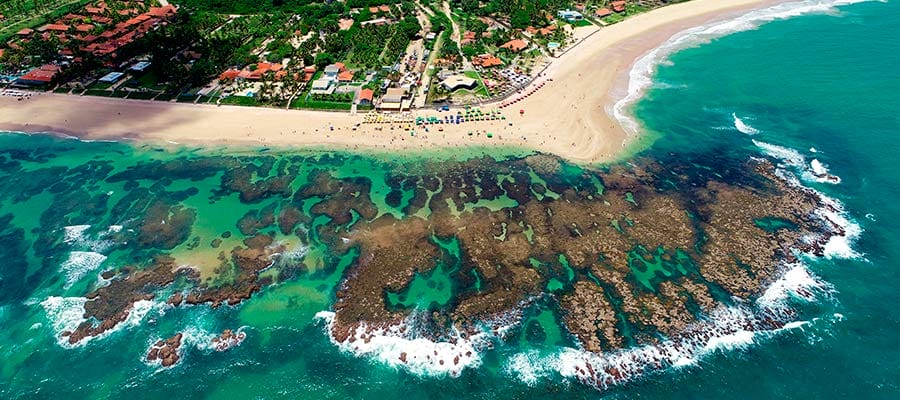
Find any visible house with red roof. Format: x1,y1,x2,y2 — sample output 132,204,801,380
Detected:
612,1,627,13
472,54,503,68
358,88,374,105
16,64,62,86
338,70,355,82
500,39,528,53
148,5,177,18
38,24,70,32
595,8,613,18
461,31,476,45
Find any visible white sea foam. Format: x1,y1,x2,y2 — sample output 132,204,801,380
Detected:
61,224,117,253
315,311,495,377
815,196,862,259
39,296,88,347
59,251,108,289
752,140,842,184
63,225,91,244
733,113,760,134
613,0,875,133
39,296,159,348
505,350,558,386
503,249,849,390
758,263,831,308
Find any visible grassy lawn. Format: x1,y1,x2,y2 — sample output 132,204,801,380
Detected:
127,91,158,100
220,96,259,106
462,70,490,97
83,89,113,97
134,70,168,91
572,19,594,27
88,82,114,90
290,98,352,111
602,5,651,25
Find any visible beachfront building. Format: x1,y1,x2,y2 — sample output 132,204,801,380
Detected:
595,8,613,18
14,64,62,86
472,54,503,68
357,89,374,106
98,71,125,84
440,75,478,92
311,78,335,95
557,10,584,22
324,64,341,80
612,1,627,13
500,39,529,53
378,87,410,110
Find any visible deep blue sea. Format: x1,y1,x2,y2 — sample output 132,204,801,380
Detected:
629,0,899,397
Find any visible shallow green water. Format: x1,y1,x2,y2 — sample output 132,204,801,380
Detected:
1,0,898,398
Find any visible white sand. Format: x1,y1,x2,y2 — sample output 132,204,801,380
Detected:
0,0,778,163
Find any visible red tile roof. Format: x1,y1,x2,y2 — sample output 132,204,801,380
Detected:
359,88,374,102
220,69,241,80
148,5,177,18
40,24,70,32
19,65,60,83
338,70,354,82
76,24,94,32
500,39,528,52
17,28,34,36
612,1,627,12
595,8,613,18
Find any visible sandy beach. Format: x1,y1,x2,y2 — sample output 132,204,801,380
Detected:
0,0,779,163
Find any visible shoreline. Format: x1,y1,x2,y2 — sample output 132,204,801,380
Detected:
0,0,781,164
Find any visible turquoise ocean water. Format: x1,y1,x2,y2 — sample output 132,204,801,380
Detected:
1,0,898,397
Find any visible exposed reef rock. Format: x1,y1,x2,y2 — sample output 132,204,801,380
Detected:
146,333,183,368
19,148,841,371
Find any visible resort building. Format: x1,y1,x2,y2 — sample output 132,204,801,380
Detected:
324,64,341,80
557,10,583,22
14,64,62,86
500,39,529,53
311,78,335,94
472,54,503,68
440,75,478,92
595,8,613,18
378,87,410,110
612,1,627,13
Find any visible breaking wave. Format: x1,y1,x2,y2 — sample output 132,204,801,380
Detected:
613,0,875,133
60,251,108,289
503,261,840,390
733,113,761,134
315,310,517,377
39,296,159,348
753,140,842,184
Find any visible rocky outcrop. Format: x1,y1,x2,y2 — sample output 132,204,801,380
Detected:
146,333,183,368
